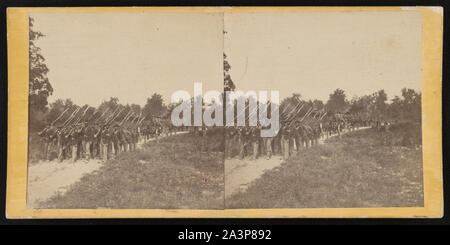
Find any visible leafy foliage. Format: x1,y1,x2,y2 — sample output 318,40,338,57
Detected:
223,53,235,92
29,17,53,112
143,93,167,118
325,88,348,114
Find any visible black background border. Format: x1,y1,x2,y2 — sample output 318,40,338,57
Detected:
0,0,448,231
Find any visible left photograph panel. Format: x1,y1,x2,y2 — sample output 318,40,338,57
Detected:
26,12,225,209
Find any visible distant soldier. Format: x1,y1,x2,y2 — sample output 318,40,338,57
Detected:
288,124,297,155
100,126,111,162
237,127,247,159
38,124,57,161
249,126,260,160
280,125,290,160
111,124,121,156
131,127,138,151
117,126,126,152
68,124,83,162
123,128,132,152
261,125,273,159
225,127,237,159
93,123,102,159
82,122,96,160
293,122,303,152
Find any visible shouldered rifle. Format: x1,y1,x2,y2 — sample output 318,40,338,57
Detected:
73,105,90,125
95,108,110,123
63,106,81,127
51,107,70,125
107,107,125,125
103,106,120,124
120,111,133,125
281,100,302,121
300,107,313,122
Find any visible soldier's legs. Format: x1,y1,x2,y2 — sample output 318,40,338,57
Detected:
81,140,87,159
107,143,113,159
272,138,280,155
85,141,91,160
289,138,295,155
252,141,258,160
265,138,273,159
238,141,245,159
295,136,301,152
77,141,83,159
71,144,78,162
259,139,265,156
113,141,119,156
58,144,64,162
281,136,290,160
42,142,49,161
102,143,108,161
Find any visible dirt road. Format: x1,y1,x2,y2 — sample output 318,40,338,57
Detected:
225,127,370,198
27,159,103,208
27,131,188,208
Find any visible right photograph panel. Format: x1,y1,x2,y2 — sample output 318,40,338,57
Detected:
223,11,424,208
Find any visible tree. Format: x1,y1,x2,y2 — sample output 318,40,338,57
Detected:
130,104,142,114
29,17,53,130
143,93,166,118
325,88,348,114
223,53,235,92
312,99,324,110
46,99,65,124
98,97,120,112
401,88,421,121
29,17,53,112
373,90,388,120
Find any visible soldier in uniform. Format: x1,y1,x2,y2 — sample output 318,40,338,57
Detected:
131,126,138,151
225,127,237,159
111,124,121,156
100,125,111,162
56,126,65,162
117,126,126,152
261,124,273,159
293,121,303,153
237,127,247,159
82,122,96,160
123,127,132,152
249,126,260,160
93,123,102,159
280,124,290,160
68,124,82,162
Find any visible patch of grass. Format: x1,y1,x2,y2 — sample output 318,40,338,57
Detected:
226,124,424,208
40,132,224,209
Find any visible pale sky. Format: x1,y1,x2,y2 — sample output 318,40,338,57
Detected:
224,11,422,102
31,11,422,106
32,12,224,107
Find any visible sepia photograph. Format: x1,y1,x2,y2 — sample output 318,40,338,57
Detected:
222,12,424,208
27,12,225,209
5,6,442,218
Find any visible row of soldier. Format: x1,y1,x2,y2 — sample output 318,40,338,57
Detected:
37,105,175,163
223,103,374,160
37,102,380,163
38,121,142,162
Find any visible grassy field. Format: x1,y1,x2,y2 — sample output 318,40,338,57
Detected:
40,132,225,209
226,122,424,208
